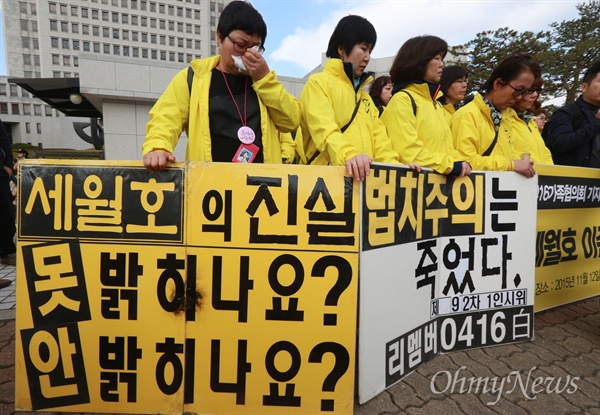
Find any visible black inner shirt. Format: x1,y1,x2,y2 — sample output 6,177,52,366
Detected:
209,68,263,163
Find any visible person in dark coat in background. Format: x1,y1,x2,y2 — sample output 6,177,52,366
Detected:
0,120,16,288
543,61,600,167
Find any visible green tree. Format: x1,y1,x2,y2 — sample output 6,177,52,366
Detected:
448,1,600,104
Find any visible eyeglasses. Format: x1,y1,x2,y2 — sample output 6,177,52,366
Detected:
506,83,544,98
505,83,530,98
227,35,264,54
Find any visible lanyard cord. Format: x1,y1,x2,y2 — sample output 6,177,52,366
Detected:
218,65,248,127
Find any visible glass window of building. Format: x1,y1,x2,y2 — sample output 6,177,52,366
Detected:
177,37,183,47
142,48,148,58
122,14,129,24
140,1,147,11
45,106,53,116
33,38,39,49
132,15,138,25
25,122,31,134
132,31,139,41
177,22,183,32
12,104,20,115
186,23,192,34
149,2,156,12
34,55,40,65
50,20,58,31
73,40,80,50
103,27,109,37
103,43,110,54
151,49,157,59
62,38,69,48
186,39,192,48
74,56,79,67
121,0,128,6
61,21,69,32
132,47,139,57
51,37,59,48
159,19,165,30
194,25,200,35
194,10,200,19
186,54,192,63
49,3,57,14
0,84,5,96
160,50,166,60
60,4,67,15
150,18,156,28
93,26,100,36
20,19,29,31
82,8,89,18
141,16,147,26
72,23,79,33
123,30,129,40
113,28,120,39
142,32,148,42
23,104,31,116
210,1,215,12
34,105,42,116
0,103,8,115
93,42,100,53
71,6,78,16
92,9,99,19
113,45,120,55
178,52,184,62
177,7,183,17
160,4,166,13
82,24,90,35
32,21,38,32
112,12,119,23
102,11,108,21
150,34,156,44
168,36,174,46
64,72,72,78
194,40,200,50
37,123,42,134
169,21,174,31
23,54,31,65
123,46,130,56
169,51,175,61
83,41,90,51
131,0,137,9
19,2,28,14
186,8,192,18
112,0,118,6
22,37,30,48
159,35,165,45
63,55,70,66
53,71,61,78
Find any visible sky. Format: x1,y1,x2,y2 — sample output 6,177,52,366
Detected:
0,1,585,78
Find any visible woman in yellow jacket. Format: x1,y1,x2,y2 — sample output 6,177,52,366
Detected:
143,1,299,172
298,15,402,182
507,77,553,164
381,36,471,177
451,54,541,177
438,65,469,120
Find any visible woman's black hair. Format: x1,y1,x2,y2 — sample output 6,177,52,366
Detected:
369,75,392,108
389,35,448,83
326,15,377,58
438,65,469,105
217,1,267,47
480,54,541,93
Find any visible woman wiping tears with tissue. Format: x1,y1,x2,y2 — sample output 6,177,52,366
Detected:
143,0,299,172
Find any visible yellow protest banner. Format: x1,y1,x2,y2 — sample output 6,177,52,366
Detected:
535,164,600,311
15,160,358,415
